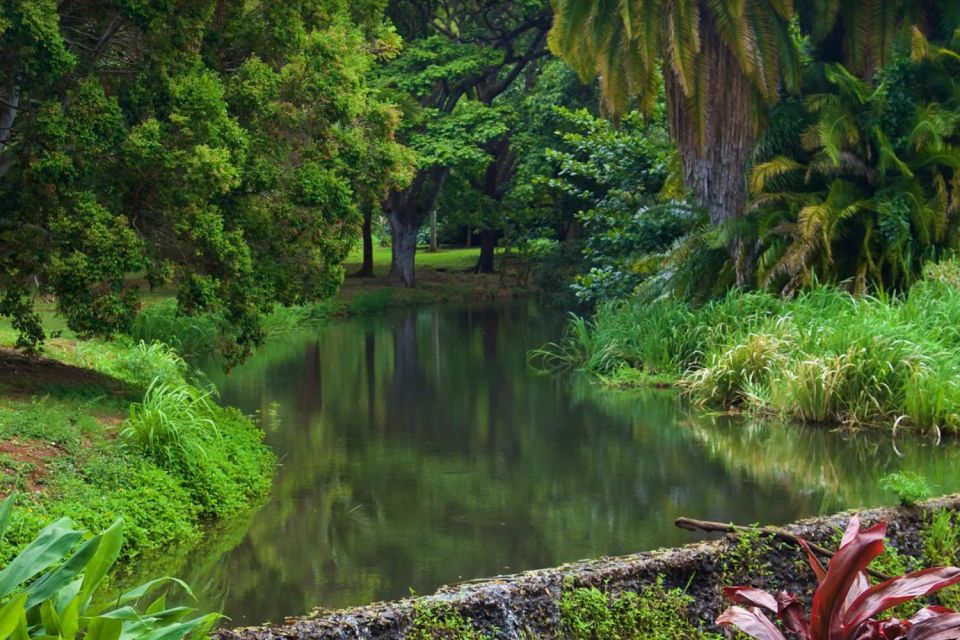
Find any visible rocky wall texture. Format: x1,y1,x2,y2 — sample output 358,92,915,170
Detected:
216,495,960,639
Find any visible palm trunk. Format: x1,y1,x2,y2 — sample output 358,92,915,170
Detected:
664,19,758,287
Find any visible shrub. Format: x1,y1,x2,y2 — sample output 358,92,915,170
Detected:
718,516,960,640
880,472,934,507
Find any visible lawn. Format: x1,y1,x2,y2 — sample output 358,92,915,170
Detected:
343,245,484,277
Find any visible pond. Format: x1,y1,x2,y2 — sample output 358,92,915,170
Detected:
133,301,960,625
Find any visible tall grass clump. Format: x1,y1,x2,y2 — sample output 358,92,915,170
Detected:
542,258,960,432
121,376,273,517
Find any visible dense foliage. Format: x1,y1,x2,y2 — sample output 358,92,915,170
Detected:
0,0,411,363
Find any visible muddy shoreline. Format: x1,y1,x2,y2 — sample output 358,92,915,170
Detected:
216,495,960,639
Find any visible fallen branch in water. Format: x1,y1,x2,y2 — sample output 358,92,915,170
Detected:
674,516,890,582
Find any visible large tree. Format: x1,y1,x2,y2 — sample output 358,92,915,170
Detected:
548,0,959,287
379,0,551,287
548,0,802,285
0,0,411,363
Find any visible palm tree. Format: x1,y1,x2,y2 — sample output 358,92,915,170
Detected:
548,0,802,285
749,39,960,294
797,0,960,79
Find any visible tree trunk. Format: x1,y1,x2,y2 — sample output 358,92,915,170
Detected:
428,207,438,253
387,209,418,287
465,229,473,248
0,83,18,153
384,167,447,287
663,18,758,287
354,207,375,277
472,138,514,275
476,229,496,274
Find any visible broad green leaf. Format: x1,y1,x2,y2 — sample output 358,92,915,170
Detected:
27,536,100,609
79,520,123,609
0,496,15,544
116,579,194,607
40,601,61,637
59,596,80,640
0,519,82,598
145,596,165,616
0,593,28,640
85,616,123,640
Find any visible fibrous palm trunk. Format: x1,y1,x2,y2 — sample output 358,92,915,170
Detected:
664,20,758,287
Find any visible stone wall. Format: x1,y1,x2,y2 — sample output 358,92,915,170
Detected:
216,495,960,640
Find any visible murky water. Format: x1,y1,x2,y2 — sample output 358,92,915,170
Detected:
133,301,960,625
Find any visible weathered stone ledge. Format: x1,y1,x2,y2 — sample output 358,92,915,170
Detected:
216,495,960,640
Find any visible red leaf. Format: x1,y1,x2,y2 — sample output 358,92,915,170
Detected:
809,517,887,640
800,539,827,584
717,606,788,640
724,586,779,614
910,607,956,626
906,612,960,640
776,591,811,640
843,567,960,632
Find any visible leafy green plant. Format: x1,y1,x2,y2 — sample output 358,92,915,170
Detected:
121,379,218,468
558,578,721,640
0,496,218,640
718,516,960,640
406,602,493,640
921,510,960,610
880,472,935,507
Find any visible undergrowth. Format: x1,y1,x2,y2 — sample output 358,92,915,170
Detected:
0,337,274,564
532,258,960,432
557,577,721,640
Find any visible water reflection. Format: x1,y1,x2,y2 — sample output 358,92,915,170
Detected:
128,302,960,625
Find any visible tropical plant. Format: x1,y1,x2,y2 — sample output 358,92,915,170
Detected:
0,495,218,640
750,39,960,294
717,516,960,640
548,0,801,284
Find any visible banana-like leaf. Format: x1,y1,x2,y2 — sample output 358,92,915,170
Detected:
0,496,14,543
0,594,28,640
0,519,82,599
26,536,100,609
85,616,123,640
78,519,123,610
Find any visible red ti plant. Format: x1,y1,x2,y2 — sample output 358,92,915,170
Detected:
716,516,960,639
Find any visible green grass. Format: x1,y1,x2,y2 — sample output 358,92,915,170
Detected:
343,245,486,277
0,336,274,564
535,258,960,432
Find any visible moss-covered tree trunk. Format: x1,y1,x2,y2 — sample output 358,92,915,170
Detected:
664,18,758,287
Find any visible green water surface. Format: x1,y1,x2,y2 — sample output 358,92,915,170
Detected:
134,301,960,624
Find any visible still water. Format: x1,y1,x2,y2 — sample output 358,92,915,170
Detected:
137,301,960,624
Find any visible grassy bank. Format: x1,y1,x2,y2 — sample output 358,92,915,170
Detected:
0,334,274,563
534,259,960,433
